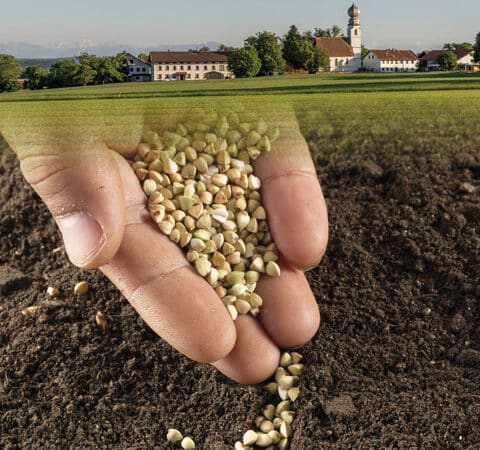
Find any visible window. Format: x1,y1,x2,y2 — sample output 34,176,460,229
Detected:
165,74,169,79
220,65,225,71
158,74,162,80
187,74,191,79
196,65,200,70
180,65,184,70
335,59,338,66
204,65,208,71
346,59,349,65
187,65,191,70
354,29,358,36
142,67,146,72
136,68,140,72
195,74,199,79
166,65,169,70
130,68,134,73
173,65,177,70
212,65,216,70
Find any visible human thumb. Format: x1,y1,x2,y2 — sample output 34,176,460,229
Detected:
18,145,126,269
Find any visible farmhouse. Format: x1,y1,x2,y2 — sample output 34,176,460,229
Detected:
125,53,152,82
362,49,419,72
315,2,362,72
419,49,478,71
125,51,233,81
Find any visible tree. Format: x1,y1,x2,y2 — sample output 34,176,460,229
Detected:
218,44,237,52
0,54,22,92
24,65,47,90
437,51,458,71
443,42,474,51
313,26,344,38
96,56,126,84
75,63,96,86
47,59,79,88
283,25,314,70
138,53,148,60
306,47,330,73
228,47,261,78
330,25,343,38
474,33,480,63
245,31,285,75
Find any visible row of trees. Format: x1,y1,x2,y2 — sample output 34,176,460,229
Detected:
228,25,332,78
0,53,128,92
24,53,127,90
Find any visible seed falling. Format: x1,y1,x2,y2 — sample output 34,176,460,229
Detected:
166,429,183,443
73,281,89,295
180,437,196,449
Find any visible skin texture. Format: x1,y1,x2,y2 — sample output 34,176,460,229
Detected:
4,112,328,384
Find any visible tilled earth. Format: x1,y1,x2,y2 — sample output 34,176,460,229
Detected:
0,145,479,449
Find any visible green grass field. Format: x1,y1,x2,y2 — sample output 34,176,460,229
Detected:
1,72,479,161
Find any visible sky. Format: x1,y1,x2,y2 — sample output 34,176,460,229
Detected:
1,0,479,55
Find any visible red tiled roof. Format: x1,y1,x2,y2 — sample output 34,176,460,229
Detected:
315,37,354,57
369,49,418,61
420,49,473,62
149,51,229,63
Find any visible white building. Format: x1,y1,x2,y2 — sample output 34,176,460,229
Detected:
315,2,362,72
125,53,152,82
419,49,478,71
362,49,419,72
125,51,233,81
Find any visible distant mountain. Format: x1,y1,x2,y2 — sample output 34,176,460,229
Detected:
0,41,222,58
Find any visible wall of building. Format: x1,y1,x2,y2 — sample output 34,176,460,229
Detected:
329,56,362,72
152,62,232,81
363,53,419,72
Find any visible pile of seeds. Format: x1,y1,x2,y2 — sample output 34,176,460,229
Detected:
234,351,303,450
130,112,281,319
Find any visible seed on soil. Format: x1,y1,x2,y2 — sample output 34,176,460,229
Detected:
21,305,41,317
95,311,108,331
166,429,183,443
73,281,89,295
46,286,59,297
181,436,196,449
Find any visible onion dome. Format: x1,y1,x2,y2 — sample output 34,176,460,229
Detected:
348,2,360,18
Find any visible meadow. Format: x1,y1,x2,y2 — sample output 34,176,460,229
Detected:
1,71,479,161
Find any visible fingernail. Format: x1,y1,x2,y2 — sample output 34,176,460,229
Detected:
57,212,106,267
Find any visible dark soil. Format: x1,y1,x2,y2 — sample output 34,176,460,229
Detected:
0,145,479,449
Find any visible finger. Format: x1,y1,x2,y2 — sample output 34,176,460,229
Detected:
101,153,236,363
212,316,280,384
254,120,328,270
256,259,320,349
18,145,125,269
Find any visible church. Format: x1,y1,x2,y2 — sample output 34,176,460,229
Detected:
315,2,362,72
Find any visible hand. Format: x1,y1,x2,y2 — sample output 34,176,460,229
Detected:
5,114,328,384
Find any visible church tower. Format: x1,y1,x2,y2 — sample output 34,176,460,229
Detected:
347,2,362,57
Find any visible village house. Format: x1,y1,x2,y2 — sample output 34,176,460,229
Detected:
125,51,233,81
315,2,362,72
419,49,478,71
362,49,419,72
125,53,152,82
